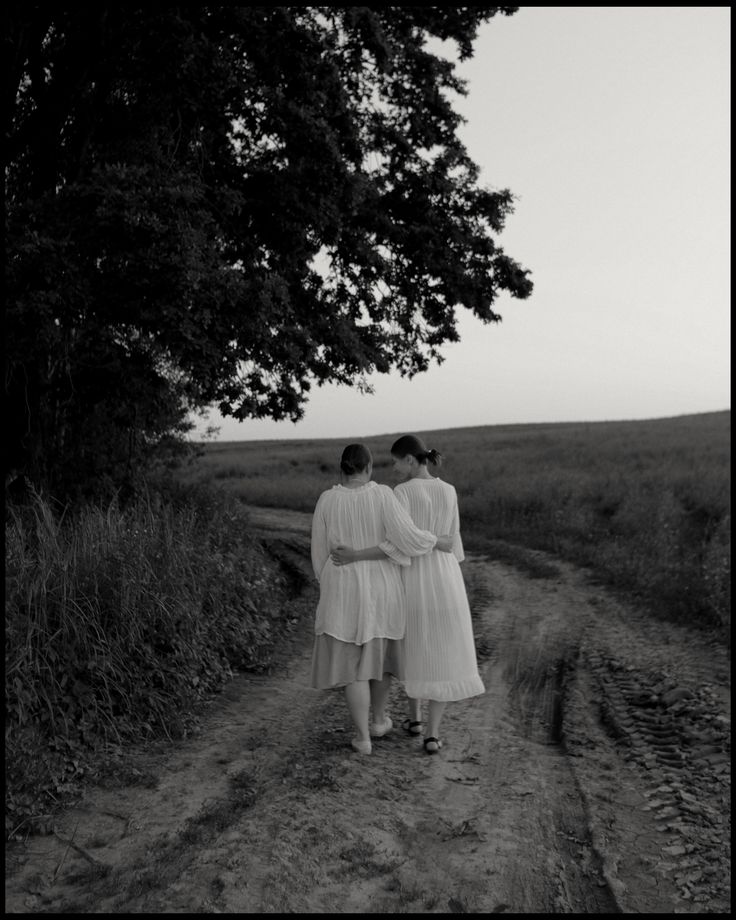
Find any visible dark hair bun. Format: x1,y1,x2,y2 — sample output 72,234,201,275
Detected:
425,448,442,466
340,443,372,476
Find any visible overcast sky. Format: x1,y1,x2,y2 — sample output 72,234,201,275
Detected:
191,6,730,442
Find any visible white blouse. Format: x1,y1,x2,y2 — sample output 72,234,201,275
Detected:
311,481,437,645
394,478,465,561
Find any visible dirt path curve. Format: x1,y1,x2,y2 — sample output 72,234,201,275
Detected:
6,507,730,914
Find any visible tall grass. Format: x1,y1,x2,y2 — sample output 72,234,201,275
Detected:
5,483,294,835
187,411,730,635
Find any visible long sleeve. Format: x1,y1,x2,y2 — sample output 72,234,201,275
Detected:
310,494,330,580
380,488,437,557
377,541,412,566
378,487,412,564
450,495,465,562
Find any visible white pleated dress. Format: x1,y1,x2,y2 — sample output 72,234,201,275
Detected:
394,477,486,702
310,481,437,688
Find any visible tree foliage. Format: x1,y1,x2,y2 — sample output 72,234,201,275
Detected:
5,5,532,498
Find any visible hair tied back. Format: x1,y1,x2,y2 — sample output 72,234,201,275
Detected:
340,442,372,476
390,435,442,467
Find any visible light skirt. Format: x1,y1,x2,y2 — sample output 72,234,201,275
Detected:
310,634,405,690
401,551,486,702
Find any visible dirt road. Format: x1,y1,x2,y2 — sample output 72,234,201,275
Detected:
5,507,730,913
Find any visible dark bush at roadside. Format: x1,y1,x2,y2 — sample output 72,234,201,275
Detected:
5,482,295,838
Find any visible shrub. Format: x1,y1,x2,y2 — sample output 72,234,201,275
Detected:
5,484,294,836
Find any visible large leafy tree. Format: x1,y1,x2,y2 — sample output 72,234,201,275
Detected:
5,5,532,498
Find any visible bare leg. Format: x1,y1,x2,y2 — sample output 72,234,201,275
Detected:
403,695,423,734
407,696,422,723
426,699,447,740
369,673,393,725
344,680,371,742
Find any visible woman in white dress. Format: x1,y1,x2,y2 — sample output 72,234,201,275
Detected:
310,443,453,755
332,435,485,754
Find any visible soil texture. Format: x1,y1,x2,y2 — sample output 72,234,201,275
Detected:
5,506,730,914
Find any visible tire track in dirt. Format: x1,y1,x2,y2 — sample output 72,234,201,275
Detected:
555,567,731,913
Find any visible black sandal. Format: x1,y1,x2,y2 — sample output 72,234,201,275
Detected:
402,719,424,736
423,737,443,754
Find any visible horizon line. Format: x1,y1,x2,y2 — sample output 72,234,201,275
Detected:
188,407,731,445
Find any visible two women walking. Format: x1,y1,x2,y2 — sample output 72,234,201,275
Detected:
310,437,485,755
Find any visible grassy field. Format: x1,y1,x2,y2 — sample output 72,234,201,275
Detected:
184,410,730,636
